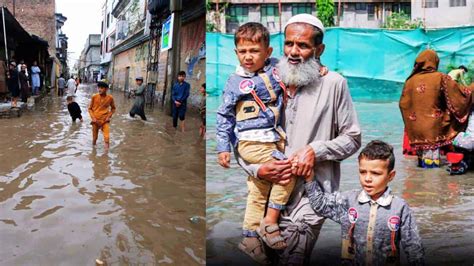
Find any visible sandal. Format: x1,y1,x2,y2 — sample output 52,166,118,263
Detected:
256,221,287,250
238,237,271,265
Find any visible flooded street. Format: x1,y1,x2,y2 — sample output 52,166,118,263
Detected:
206,97,474,265
0,84,205,265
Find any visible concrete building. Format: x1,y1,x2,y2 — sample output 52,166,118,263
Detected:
0,0,57,56
79,34,101,83
337,1,411,28
0,0,62,90
207,1,414,31
208,0,317,33
146,0,206,110
209,0,474,31
411,0,474,28
55,13,68,77
100,0,117,82
110,0,151,92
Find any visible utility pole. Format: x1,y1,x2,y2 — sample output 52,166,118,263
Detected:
337,0,341,26
164,0,182,115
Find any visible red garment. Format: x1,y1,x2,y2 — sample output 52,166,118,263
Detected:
402,130,417,156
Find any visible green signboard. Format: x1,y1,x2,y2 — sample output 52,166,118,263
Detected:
161,13,174,52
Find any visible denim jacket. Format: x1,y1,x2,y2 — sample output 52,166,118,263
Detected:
305,181,425,266
216,58,284,153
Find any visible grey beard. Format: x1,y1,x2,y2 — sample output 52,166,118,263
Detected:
277,56,321,87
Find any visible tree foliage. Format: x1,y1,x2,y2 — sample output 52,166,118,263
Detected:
382,12,424,30
206,0,228,32
316,0,335,28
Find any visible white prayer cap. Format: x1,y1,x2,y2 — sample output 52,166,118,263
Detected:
284,14,325,33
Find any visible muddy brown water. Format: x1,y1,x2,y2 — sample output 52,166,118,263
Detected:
0,84,205,265
206,98,474,265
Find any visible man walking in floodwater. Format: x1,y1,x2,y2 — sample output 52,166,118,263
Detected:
88,81,116,149
129,77,147,120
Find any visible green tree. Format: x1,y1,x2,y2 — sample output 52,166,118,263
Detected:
316,0,335,28
206,0,229,32
382,12,424,30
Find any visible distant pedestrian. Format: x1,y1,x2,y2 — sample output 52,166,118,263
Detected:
171,71,190,131
66,96,83,122
58,74,66,96
19,64,30,103
199,83,206,138
67,76,76,96
6,61,20,107
129,76,147,120
88,81,116,150
17,60,28,77
31,61,41,95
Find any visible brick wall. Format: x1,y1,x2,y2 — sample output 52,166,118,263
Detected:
112,42,148,92
0,0,57,56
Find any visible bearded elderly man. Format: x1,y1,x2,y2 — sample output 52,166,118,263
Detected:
237,14,361,265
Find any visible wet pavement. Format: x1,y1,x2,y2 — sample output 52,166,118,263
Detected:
206,97,474,265
0,84,205,265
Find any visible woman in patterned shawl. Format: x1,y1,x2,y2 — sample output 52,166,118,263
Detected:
400,49,474,168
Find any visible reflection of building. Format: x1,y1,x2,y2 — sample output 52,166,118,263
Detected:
100,0,117,81
79,34,101,83
411,0,474,28
55,13,68,77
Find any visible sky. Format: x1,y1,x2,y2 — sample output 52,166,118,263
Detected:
56,0,104,71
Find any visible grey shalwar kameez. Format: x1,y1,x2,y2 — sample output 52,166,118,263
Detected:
238,71,362,265
129,84,147,120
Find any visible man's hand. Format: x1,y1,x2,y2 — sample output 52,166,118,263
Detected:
218,152,231,168
289,145,315,177
257,160,293,185
175,100,181,107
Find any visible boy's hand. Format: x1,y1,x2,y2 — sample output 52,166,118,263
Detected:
218,152,231,168
175,101,181,107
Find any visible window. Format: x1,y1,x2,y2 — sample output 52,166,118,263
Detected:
450,0,466,7
367,4,375,20
355,3,367,11
228,5,249,23
392,3,400,13
423,0,438,8
400,3,411,16
105,38,109,53
334,4,344,20
261,4,279,27
292,3,313,16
